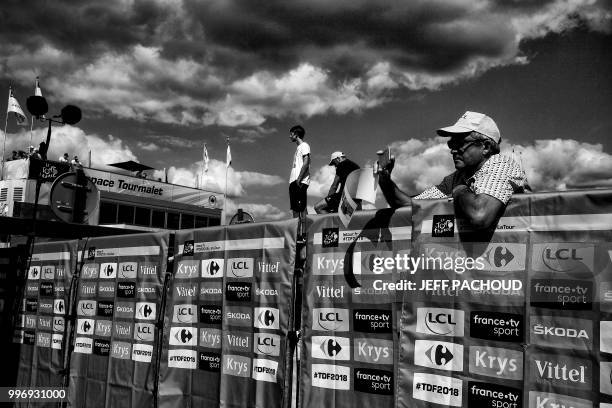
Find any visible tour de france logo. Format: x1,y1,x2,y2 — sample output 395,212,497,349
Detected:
87,247,96,260
432,215,455,238
322,228,339,248
183,240,194,256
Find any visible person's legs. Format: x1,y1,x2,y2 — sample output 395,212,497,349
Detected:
314,197,328,214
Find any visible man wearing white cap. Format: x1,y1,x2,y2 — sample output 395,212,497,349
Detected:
315,151,360,214
378,111,527,229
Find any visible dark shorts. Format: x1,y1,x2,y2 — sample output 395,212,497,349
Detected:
289,181,308,212
324,192,342,212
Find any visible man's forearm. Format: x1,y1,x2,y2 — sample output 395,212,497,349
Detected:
378,174,411,208
452,185,501,229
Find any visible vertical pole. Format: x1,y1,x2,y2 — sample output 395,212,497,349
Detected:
1,88,10,179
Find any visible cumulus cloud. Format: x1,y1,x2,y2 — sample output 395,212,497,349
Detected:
0,0,609,127
225,199,288,222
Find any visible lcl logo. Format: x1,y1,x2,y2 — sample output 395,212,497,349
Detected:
314,308,349,331
228,258,253,278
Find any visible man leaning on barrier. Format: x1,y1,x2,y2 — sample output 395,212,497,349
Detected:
378,111,527,230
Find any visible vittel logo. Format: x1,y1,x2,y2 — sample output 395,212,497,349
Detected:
139,263,158,278
176,260,199,279
315,284,345,299
42,265,55,280
200,328,221,349
533,243,594,274
135,302,156,320
118,262,138,279
78,300,96,316
311,336,350,360
201,259,224,278
224,332,251,352
252,358,278,383
170,326,197,346
28,266,40,280
227,258,254,278
134,323,154,342
312,253,344,275
173,304,197,324
354,338,393,365
38,316,52,330
97,301,114,317
79,282,97,297
95,320,112,337
55,266,65,278
77,318,94,335
528,391,592,408
114,322,132,338
416,308,465,337
25,315,36,329
313,308,349,331
100,263,117,279
82,264,99,279
255,307,279,330
223,354,251,378
531,354,591,390
469,346,522,380
254,333,280,357
257,259,280,274
415,340,463,372
175,284,197,298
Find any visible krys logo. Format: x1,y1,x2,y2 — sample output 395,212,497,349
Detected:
201,259,224,278
311,336,350,360
528,391,591,408
312,253,344,275
255,307,279,330
313,308,349,331
416,308,465,337
469,346,522,380
176,260,199,279
414,340,463,372
354,338,393,365
227,258,254,278
532,243,594,274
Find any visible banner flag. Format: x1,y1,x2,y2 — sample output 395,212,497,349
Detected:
226,143,232,168
7,88,27,126
300,208,412,408
14,240,77,393
68,232,169,408
203,144,209,173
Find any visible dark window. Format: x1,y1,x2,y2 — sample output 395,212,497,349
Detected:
208,217,221,226
195,216,208,228
99,202,117,224
151,210,165,228
181,213,194,229
118,205,135,224
167,212,180,229
135,207,151,226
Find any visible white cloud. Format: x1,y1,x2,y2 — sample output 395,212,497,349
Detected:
137,142,161,151
225,199,288,222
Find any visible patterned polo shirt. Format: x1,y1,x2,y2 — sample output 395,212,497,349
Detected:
413,154,527,204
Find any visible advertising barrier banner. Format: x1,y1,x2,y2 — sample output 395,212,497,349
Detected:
158,219,297,408
14,240,77,406
300,208,412,408
68,232,169,408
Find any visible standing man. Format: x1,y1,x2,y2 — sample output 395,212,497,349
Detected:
314,151,360,214
288,125,310,221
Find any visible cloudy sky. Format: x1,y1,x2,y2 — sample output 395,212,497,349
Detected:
1,0,611,221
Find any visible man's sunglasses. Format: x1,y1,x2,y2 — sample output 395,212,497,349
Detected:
447,139,482,154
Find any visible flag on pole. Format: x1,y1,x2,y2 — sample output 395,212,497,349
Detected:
203,144,209,172
35,77,43,97
7,88,27,126
226,139,232,168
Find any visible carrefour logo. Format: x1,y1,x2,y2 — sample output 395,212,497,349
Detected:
100,263,117,279
311,336,350,360
254,307,279,330
532,243,594,274
201,259,224,278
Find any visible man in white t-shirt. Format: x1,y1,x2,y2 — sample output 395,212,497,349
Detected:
288,125,310,220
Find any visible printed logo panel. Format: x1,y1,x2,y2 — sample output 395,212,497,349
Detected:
132,344,153,363
601,321,612,353
36,332,51,348
113,321,133,339
530,353,591,390
311,336,350,360
28,266,41,280
351,251,395,275
79,282,97,297
414,340,463,372
254,283,280,303
39,282,54,297
312,253,345,275
138,263,159,279
530,315,592,351
175,260,199,279
93,339,111,356
74,337,93,354
422,243,526,272
114,302,135,318
468,346,523,380
173,304,197,324
311,364,350,390
118,262,138,279
100,263,117,279
600,281,612,313
76,318,95,335
431,215,455,238
225,282,252,302
254,333,281,357
135,302,156,320
52,333,63,350
38,300,53,314
354,338,393,365
254,307,279,330
134,323,155,342
201,259,224,278
470,311,523,342
98,282,116,298
38,316,52,330
530,279,592,310
601,361,612,396
95,320,112,337
199,328,222,349
354,368,393,395
97,301,114,318
117,282,136,298
468,382,521,408
353,309,391,333
527,392,591,408
77,300,96,316
227,258,254,278
222,354,251,377
223,331,251,353
224,306,252,327
321,228,339,248
199,352,221,372
252,358,278,383
256,259,281,274
137,283,159,298
168,349,197,369
41,265,55,280
313,308,349,332
199,282,223,301
412,372,462,407
169,326,198,346
52,317,65,333
111,341,132,360
416,308,465,337
199,305,222,325
174,284,198,298
312,281,348,301
531,243,594,274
